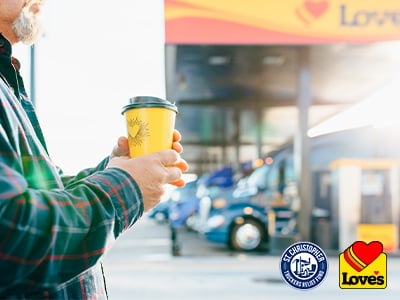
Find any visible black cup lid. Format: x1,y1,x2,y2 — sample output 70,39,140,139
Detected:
122,96,178,114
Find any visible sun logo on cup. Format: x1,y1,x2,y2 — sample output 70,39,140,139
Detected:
339,241,387,289
128,117,150,147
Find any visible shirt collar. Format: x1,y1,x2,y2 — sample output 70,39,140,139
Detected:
0,33,26,99
0,33,12,57
0,33,20,70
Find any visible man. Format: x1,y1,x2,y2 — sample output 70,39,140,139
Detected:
0,0,188,298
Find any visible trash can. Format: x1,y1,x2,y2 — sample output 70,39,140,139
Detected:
311,208,331,250
268,208,300,255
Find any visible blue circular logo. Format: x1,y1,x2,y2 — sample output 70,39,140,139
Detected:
280,241,328,290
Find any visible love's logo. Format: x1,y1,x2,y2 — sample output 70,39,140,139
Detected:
344,241,383,271
296,0,329,25
339,241,387,289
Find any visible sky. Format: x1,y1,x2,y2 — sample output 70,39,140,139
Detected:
14,0,166,174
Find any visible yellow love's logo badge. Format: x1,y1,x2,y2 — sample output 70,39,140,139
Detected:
339,241,387,289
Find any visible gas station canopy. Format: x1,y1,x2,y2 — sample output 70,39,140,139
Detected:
164,0,400,173
164,0,400,242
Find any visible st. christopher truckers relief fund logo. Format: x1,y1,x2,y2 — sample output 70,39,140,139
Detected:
340,241,387,289
280,241,328,290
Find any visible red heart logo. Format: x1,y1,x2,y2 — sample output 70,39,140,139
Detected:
374,271,379,275
304,0,329,18
352,241,383,265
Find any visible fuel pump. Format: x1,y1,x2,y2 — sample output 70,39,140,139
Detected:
330,159,400,252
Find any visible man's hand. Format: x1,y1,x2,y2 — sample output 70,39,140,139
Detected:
108,129,189,211
110,129,184,159
107,150,189,212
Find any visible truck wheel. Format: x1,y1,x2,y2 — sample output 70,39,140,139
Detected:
229,219,264,251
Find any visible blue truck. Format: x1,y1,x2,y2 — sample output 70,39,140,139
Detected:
199,159,294,251
199,127,400,251
168,180,200,229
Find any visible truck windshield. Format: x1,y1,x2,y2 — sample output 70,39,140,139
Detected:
247,165,269,190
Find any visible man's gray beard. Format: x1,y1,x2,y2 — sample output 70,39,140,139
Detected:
12,6,43,45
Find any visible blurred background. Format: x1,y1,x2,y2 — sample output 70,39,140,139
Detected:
12,0,400,298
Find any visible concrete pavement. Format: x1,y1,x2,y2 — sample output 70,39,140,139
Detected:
102,216,400,300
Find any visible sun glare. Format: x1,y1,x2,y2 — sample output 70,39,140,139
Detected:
308,74,400,138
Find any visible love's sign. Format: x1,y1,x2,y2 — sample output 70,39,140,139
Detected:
340,241,387,289
165,0,400,44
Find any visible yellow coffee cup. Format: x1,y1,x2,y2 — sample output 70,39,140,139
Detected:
122,96,178,158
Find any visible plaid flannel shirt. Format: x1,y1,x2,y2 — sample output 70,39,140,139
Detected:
0,34,144,299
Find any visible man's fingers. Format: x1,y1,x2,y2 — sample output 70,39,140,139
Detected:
156,150,188,171
171,160,189,172
166,166,183,183
148,149,189,185
112,136,129,157
169,179,186,187
172,141,183,154
173,130,181,142
172,130,183,153
157,150,180,166
117,137,129,152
